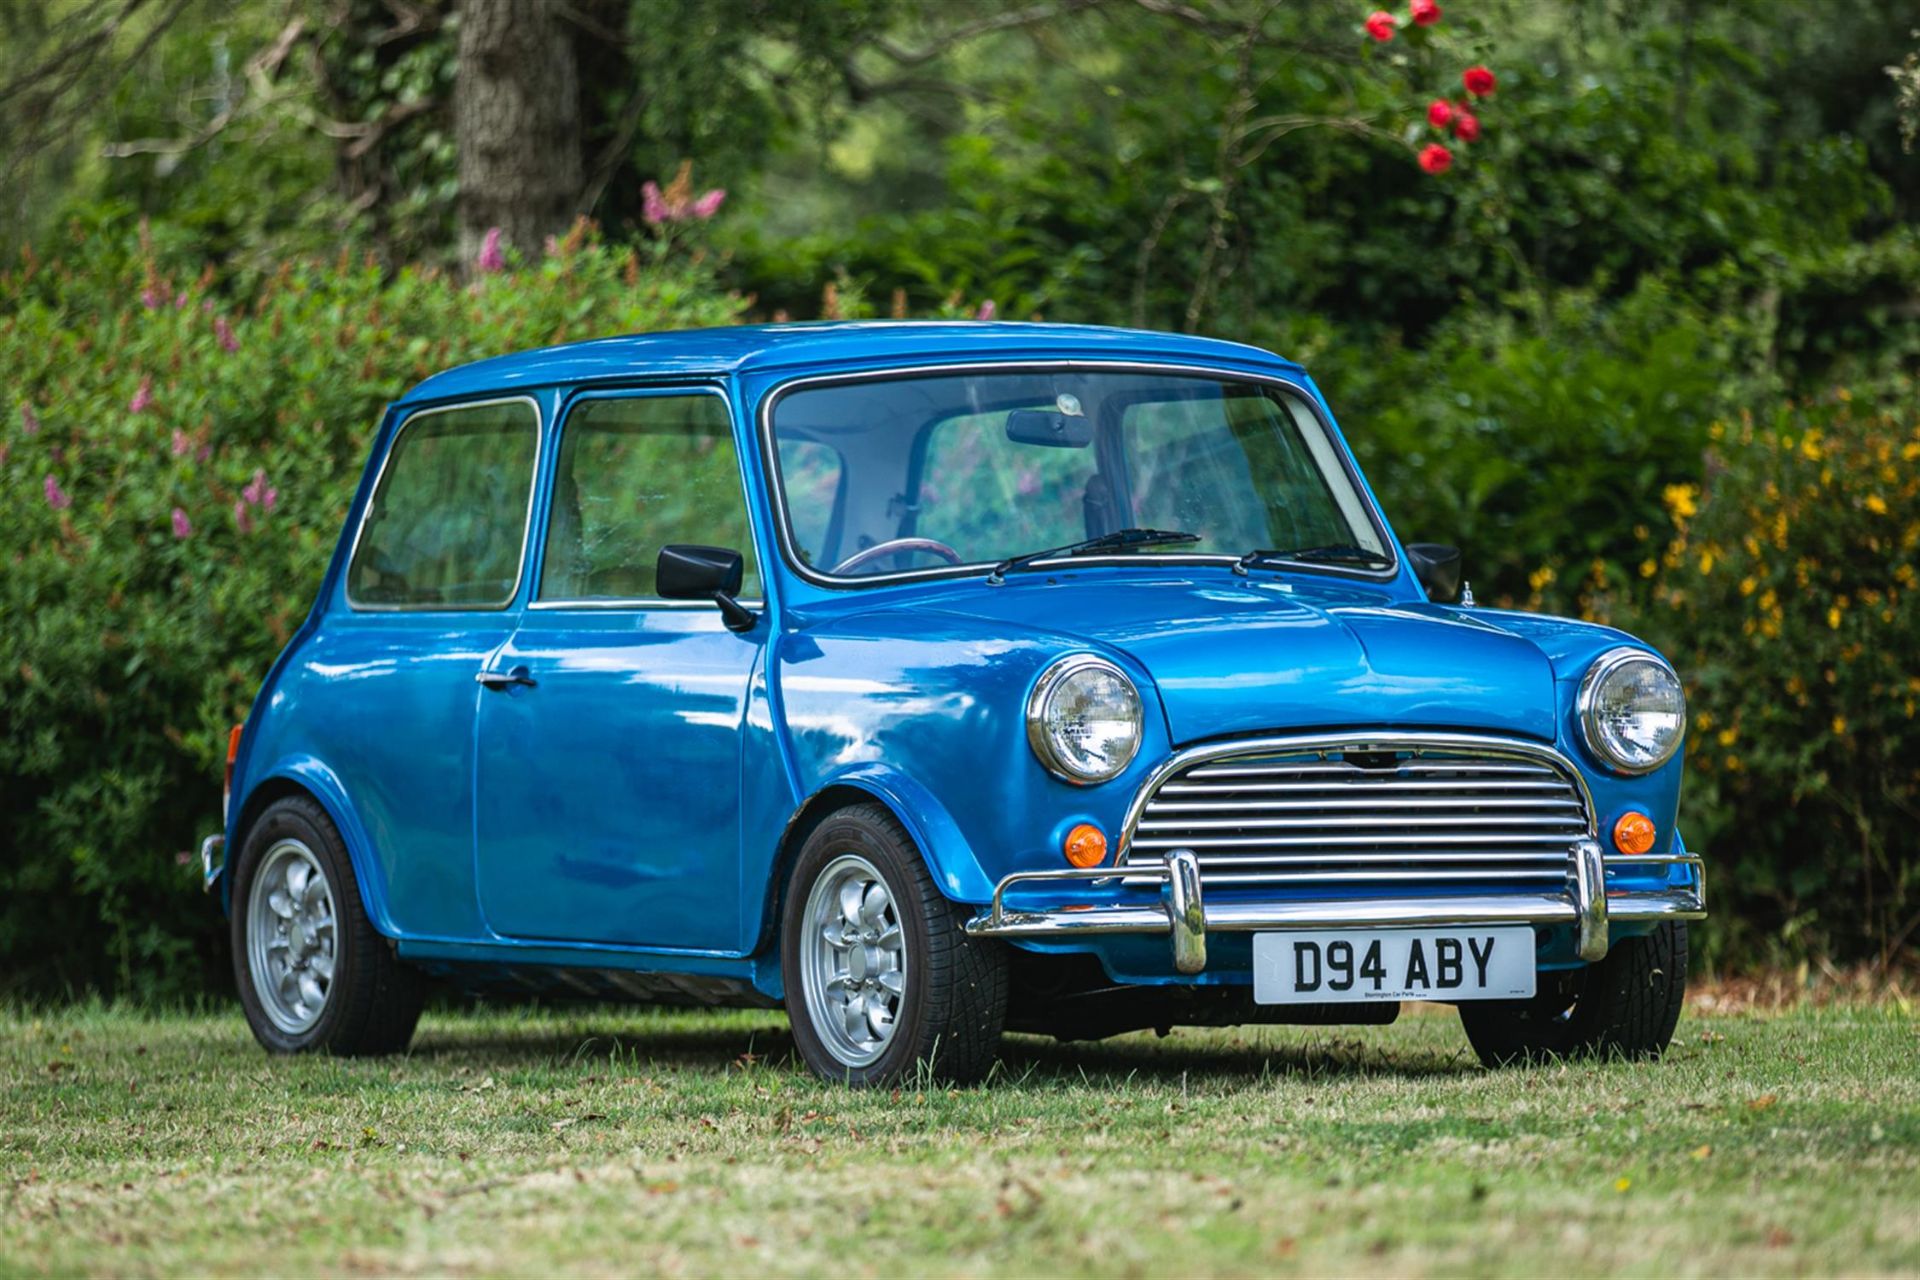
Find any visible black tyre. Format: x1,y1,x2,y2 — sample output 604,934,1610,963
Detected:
231,795,424,1056
1460,921,1689,1067
780,803,1008,1086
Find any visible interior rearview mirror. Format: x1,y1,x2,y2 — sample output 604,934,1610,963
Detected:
657,544,756,631
1005,409,1093,448
1404,542,1463,603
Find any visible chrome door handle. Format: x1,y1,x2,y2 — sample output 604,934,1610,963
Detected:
475,666,537,690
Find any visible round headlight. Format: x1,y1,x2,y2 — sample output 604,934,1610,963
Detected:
1578,647,1686,774
1026,655,1142,784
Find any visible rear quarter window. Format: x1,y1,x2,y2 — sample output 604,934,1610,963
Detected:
346,399,540,609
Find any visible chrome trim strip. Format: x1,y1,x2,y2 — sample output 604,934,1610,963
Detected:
1575,645,1686,776
754,359,1402,591
1115,730,1599,862
344,395,544,613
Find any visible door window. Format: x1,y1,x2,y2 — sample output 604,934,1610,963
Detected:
539,393,761,602
347,399,539,609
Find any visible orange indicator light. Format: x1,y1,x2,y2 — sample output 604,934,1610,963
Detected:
1613,811,1657,855
1064,823,1109,868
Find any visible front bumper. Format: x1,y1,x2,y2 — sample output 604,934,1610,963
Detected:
964,839,1705,975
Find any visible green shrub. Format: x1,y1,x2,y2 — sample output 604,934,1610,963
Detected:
1611,389,1920,968
0,218,741,1000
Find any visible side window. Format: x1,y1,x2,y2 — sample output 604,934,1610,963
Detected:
347,400,539,609
539,393,761,602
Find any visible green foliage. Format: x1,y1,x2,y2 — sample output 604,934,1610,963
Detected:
1611,388,1920,967
0,221,741,1000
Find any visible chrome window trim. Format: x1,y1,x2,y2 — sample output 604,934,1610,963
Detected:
1113,729,1599,866
533,384,765,612
756,360,1402,591
1576,645,1686,776
1024,653,1143,784
344,394,544,613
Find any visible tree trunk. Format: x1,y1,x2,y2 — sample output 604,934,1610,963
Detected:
454,0,583,264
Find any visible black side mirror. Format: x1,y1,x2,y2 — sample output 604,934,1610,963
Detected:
657,544,756,632
1404,542,1463,603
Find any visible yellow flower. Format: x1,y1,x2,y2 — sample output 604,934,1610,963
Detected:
1529,565,1557,592
1695,710,1714,731
1716,727,1738,747
1832,715,1847,737
1800,430,1825,461
1828,604,1843,629
1698,550,1715,575
1866,494,1888,515
1739,575,1757,596
1903,442,1920,462
1772,512,1789,547
1639,558,1657,579
1663,484,1699,520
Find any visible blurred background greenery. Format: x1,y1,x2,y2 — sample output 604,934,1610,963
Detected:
2,0,1916,999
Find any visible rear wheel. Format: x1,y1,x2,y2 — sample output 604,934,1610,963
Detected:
781,803,1008,1085
231,795,424,1056
1460,921,1688,1067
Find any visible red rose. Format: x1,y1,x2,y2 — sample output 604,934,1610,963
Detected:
1463,65,1497,97
1418,143,1453,175
1452,108,1481,142
1427,99,1455,129
1364,10,1397,40
1410,0,1442,25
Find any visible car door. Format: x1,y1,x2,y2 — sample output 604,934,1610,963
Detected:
472,387,764,951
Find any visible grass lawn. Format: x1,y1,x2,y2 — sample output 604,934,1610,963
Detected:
2,995,1916,1277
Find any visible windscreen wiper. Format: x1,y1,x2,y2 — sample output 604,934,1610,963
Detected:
1236,543,1395,573
987,527,1201,584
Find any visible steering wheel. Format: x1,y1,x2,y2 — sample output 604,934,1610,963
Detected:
831,537,964,576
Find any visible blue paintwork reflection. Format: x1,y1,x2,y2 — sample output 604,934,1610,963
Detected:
220,323,1693,998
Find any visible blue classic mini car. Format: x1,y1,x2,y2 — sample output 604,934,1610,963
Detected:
200,321,1703,1083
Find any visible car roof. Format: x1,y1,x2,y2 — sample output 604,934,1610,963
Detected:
395,321,1303,405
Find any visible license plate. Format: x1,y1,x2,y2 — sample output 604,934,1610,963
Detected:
1253,927,1536,1004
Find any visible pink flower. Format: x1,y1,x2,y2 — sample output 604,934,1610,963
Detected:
234,499,254,534
44,474,71,510
690,188,726,219
1016,467,1040,497
20,403,39,435
214,316,238,353
1427,99,1455,129
642,181,670,226
171,507,192,539
1452,108,1482,142
243,468,278,512
1410,0,1441,25
1364,10,1397,40
976,300,998,321
476,227,505,274
174,291,188,308
171,428,190,457
140,286,162,310
129,377,154,413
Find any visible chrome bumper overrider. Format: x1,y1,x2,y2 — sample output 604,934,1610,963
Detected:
199,834,226,893
964,839,1706,975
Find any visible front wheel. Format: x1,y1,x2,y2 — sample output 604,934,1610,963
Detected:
1460,920,1689,1067
780,803,1008,1085
231,795,424,1056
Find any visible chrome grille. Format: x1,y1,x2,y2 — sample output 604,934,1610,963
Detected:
1122,743,1591,891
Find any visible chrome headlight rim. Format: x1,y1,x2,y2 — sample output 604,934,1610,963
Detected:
1577,645,1686,776
1025,653,1143,785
